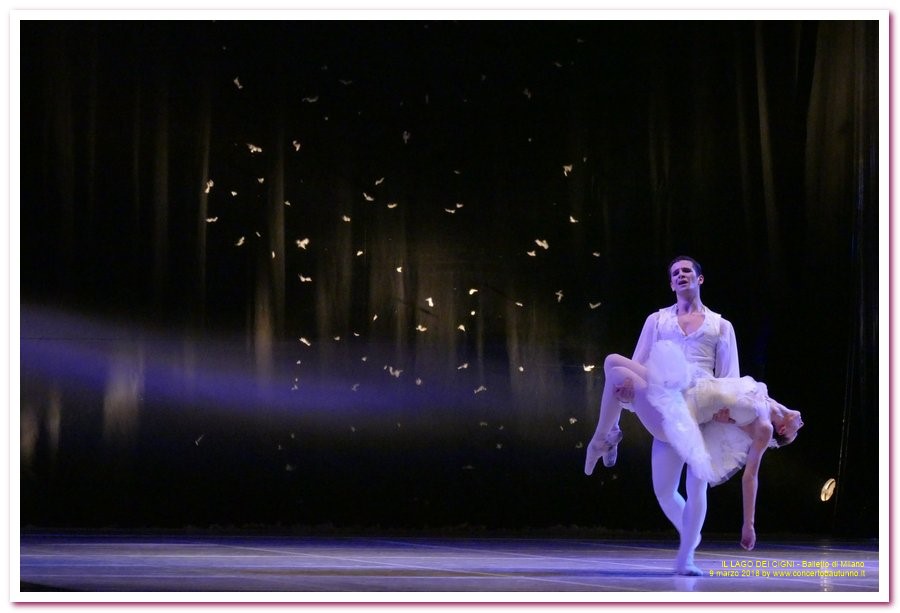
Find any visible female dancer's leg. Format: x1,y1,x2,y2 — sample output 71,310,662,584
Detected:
585,354,667,474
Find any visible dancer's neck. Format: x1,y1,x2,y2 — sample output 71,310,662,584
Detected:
675,295,704,315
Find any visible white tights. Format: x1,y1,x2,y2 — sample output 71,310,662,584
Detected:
652,438,707,575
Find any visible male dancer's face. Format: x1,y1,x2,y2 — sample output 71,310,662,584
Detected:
669,260,703,294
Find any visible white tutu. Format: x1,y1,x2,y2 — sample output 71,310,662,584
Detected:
645,340,759,485
644,341,715,483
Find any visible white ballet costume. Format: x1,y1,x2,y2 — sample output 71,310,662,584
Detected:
645,340,768,485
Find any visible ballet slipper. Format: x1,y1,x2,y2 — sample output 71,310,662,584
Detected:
584,426,624,475
675,546,702,576
676,563,703,577
602,425,623,467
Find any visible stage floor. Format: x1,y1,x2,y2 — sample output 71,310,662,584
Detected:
17,533,881,599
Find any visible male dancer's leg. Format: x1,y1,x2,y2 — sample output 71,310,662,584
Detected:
651,438,686,531
651,438,705,575
676,467,707,576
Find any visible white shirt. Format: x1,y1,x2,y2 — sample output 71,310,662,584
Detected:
632,304,740,381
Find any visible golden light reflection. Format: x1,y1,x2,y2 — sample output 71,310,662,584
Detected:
820,478,837,502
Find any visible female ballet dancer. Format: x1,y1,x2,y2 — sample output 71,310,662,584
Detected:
592,340,803,553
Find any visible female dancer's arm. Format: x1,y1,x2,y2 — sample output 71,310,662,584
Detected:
739,421,773,550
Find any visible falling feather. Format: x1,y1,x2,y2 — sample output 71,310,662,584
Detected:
233,77,243,89
299,275,312,283
468,288,478,295
426,297,434,307
569,215,579,223
292,140,302,151
416,324,428,332
247,143,263,153
299,337,312,346
563,164,573,177
402,131,411,144
556,290,564,303
296,238,310,249
386,202,398,209
535,239,549,249
363,192,375,202
206,217,218,223
589,302,602,309
204,180,214,194
375,177,385,185
235,236,245,246
474,385,487,394
583,364,596,372
457,363,469,370
342,215,352,222
302,95,319,103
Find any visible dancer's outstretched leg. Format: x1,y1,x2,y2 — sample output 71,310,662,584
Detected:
675,467,708,576
585,355,647,474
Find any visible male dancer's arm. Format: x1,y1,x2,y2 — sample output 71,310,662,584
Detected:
714,318,740,378
631,313,659,363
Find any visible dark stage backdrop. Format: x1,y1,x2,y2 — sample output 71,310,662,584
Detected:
19,20,879,538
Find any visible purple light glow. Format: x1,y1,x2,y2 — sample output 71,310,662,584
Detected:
20,305,498,420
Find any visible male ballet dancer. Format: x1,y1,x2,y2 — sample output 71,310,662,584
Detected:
585,256,739,575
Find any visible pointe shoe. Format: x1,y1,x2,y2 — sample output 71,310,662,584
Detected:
585,427,624,475
584,440,604,476
602,426,623,468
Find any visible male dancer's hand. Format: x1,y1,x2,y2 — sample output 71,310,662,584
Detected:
712,408,735,423
614,378,634,403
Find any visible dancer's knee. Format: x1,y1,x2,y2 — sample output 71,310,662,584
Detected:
653,480,677,503
603,353,628,373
